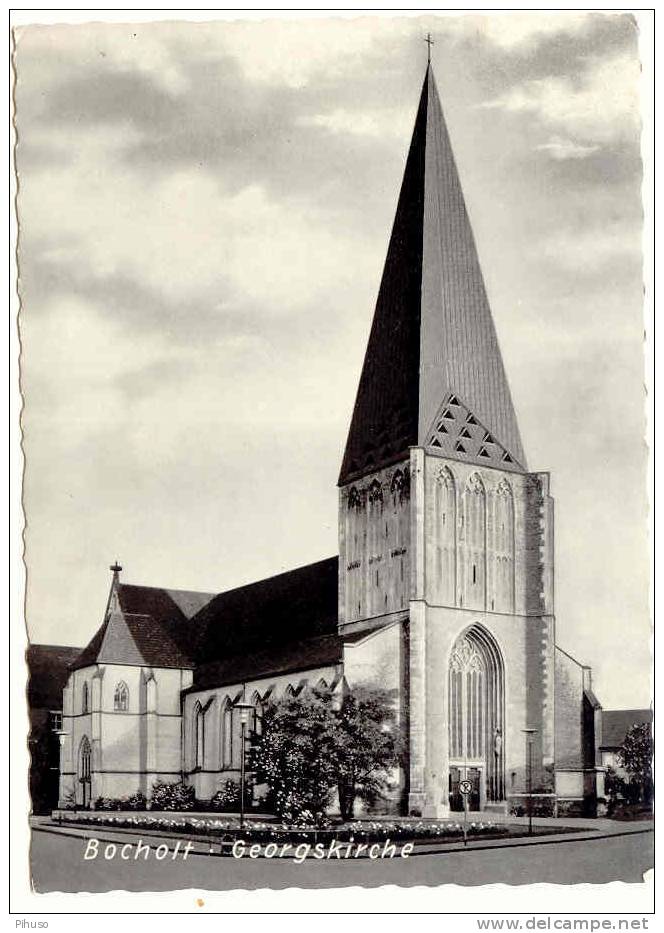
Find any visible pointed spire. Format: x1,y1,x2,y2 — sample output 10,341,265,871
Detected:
339,66,525,485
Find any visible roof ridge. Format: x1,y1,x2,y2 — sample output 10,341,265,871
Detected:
119,581,216,597
200,555,339,603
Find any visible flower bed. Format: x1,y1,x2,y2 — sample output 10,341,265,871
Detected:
52,811,509,845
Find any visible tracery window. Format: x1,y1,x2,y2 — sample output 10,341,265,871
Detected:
449,636,485,759
113,681,129,711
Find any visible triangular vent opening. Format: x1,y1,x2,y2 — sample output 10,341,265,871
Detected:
459,427,472,439
449,395,460,406
431,437,442,448
436,423,448,434
478,446,490,458
455,441,466,453
466,414,478,425
483,432,494,443
442,409,454,420
502,452,513,463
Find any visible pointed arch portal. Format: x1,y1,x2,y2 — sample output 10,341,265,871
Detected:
448,624,505,811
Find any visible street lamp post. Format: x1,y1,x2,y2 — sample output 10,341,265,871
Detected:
234,701,255,831
522,728,538,836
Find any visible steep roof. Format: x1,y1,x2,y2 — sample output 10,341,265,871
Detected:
70,558,339,676
339,65,525,485
192,633,342,691
26,644,82,709
190,557,339,666
71,582,216,671
600,709,652,749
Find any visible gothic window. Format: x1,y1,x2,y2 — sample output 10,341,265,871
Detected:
390,469,409,505
193,702,205,770
78,736,92,781
221,699,233,768
81,682,89,714
368,479,383,505
113,681,129,712
448,626,505,803
348,486,362,510
460,474,486,609
251,691,263,736
494,479,515,612
431,467,456,604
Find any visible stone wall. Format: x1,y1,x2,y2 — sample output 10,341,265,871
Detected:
338,460,411,625
183,664,341,801
59,663,193,806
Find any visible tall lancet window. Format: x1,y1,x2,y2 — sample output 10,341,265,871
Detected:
193,702,205,770
367,479,384,615
432,467,456,604
460,474,486,610
448,625,505,804
494,479,515,613
221,699,233,769
449,635,486,760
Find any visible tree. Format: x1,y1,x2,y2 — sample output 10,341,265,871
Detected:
248,686,339,825
618,722,653,805
332,685,402,821
249,683,402,824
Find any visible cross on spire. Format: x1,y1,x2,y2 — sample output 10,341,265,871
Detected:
424,32,434,64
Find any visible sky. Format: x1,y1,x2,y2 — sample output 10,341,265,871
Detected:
15,12,650,709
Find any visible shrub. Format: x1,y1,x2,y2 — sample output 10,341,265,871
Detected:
210,781,241,811
150,780,195,811
94,796,123,811
60,786,77,810
126,791,148,811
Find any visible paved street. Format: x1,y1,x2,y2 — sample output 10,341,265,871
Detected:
30,824,653,893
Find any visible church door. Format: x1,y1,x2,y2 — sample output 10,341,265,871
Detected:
448,626,505,811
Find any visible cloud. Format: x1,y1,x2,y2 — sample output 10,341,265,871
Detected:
535,136,599,160
14,15,648,707
479,51,641,145
297,106,410,139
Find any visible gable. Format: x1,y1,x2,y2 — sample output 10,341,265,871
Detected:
426,393,524,472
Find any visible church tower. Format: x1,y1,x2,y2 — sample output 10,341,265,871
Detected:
338,65,555,817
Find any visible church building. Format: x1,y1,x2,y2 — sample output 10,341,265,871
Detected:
58,64,604,818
